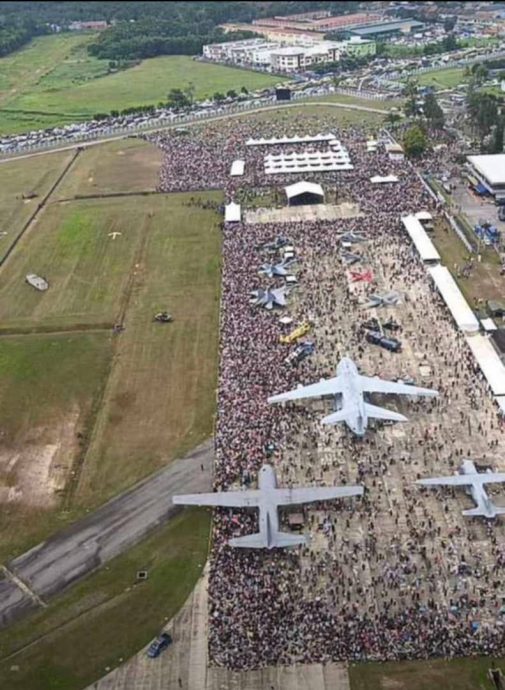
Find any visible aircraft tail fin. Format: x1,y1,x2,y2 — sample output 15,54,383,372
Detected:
228,531,306,549
364,403,407,423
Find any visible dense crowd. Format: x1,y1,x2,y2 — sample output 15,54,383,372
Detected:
154,117,505,669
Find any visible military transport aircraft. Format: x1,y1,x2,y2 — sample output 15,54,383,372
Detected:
173,463,363,548
268,356,438,436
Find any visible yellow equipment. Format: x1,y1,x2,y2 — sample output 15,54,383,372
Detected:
279,321,311,345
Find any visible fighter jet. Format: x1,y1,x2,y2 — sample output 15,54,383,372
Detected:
259,258,296,278
365,291,402,308
340,251,362,266
416,459,505,518
350,269,373,283
250,287,287,310
257,236,290,252
339,231,366,244
268,356,438,436
173,464,363,549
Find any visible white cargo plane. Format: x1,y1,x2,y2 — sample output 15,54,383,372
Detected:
173,464,363,549
416,459,505,519
268,356,438,436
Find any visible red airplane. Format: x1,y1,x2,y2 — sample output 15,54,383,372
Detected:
350,269,373,283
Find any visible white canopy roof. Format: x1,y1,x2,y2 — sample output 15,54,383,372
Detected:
401,215,440,262
415,210,433,221
230,160,245,177
370,175,399,184
427,265,479,333
246,133,336,147
269,162,353,175
224,202,241,222
465,334,505,395
285,182,324,199
481,317,497,332
467,154,505,186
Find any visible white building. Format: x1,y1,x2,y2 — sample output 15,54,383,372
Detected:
202,36,373,73
467,154,505,199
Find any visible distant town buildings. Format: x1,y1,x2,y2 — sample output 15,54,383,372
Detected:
203,36,375,73
68,21,108,31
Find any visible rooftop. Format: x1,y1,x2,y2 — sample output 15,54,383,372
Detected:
467,154,505,186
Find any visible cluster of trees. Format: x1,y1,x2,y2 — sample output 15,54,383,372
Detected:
467,85,504,153
0,17,49,57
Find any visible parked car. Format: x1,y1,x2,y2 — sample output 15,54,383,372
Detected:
366,331,402,353
147,632,172,658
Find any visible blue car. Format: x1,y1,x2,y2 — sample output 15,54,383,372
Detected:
147,632,172,658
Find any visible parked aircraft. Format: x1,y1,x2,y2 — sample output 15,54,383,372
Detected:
268,356,438,436
416,459,505,518
173,464,363,548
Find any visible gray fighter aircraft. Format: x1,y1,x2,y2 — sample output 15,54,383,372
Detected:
416,459,505,518
339,231,366,244
365,291,403,308
340,251,362,266
250,287,287,310
268,356,438,436
259,258,296,278
173,463,363,549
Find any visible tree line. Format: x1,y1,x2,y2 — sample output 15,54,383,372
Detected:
0,16,50,57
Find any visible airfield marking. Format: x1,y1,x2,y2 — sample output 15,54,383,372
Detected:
1,565,46,609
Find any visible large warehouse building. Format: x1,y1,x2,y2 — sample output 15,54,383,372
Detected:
467,154,505,200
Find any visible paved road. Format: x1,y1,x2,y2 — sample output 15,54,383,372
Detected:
0,100,389,164
0,440,213,628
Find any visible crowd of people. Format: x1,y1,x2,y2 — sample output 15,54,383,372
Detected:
155,115,505,669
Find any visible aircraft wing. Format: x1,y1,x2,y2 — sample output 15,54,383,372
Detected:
417,475,475,487
173,490,261,508
479,472,505,484
418,472,505,487
360,375,438,398
274,485,363,506
268,376,343,403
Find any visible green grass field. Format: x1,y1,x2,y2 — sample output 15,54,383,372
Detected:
0,34,280,135
77,190,222,506
0,198,147,330
349,656,502,690
416,67,466,90
0,508,209,690
0,150,74,257
0,332,112,562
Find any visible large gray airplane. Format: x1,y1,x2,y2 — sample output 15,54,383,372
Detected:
173,464,363,549
268,356,438,436
416,459,505,518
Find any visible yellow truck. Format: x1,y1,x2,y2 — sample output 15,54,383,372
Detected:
279,321,311,345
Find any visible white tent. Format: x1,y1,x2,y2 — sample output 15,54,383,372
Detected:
224,202,241,223
370,175,399,184
465,334,505,395
246,133,336,147
427,265,479,333
230,160,245,177
415,210,433,221
285,181,324,204
401,215,440,262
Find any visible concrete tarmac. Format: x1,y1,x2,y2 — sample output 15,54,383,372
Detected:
89,567,351,690
0,440,213,628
